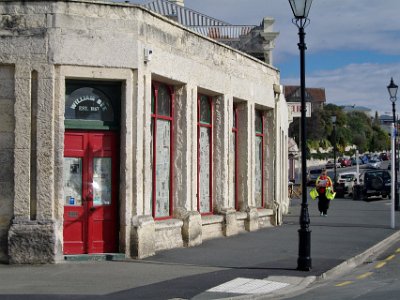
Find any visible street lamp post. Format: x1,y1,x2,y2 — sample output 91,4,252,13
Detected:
388,77,399,211
331,116,337,189
288,0,313,271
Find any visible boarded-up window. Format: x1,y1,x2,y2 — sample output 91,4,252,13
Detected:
255,110,264,208
151,83,174,219
198,95,213,214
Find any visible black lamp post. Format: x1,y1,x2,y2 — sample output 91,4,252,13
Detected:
289,0,313,271
331,116,337,188
388,77,399,211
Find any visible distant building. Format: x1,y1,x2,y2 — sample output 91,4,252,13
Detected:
283,86,326,113
380,114,396,135
143,0,279,65
341,105,372,116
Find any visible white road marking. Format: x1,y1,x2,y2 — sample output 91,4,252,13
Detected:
207,277,290,295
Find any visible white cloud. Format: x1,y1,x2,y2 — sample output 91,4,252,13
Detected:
283,62,400,115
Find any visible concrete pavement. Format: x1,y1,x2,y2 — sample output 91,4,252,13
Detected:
1,196,399,300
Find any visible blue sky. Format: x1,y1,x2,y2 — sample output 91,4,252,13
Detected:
116,0,400,116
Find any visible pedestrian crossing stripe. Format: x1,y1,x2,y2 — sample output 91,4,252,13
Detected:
207,277,290,295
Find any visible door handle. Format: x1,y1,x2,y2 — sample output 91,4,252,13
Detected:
90,207,96,212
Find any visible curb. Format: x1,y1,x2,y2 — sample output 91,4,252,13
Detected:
318,229,400,281
233,229,400,300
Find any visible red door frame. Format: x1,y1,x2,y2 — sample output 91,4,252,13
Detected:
151,82,174,220
255,110,265,208
232,105,239,210
197,94,213,215
63,130,119,254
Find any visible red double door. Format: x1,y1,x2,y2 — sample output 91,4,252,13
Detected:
63,131,119,254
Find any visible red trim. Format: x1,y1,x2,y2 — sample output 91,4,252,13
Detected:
232,105,239,210
197,94,213,214
255,110,265,208
151,82,174,220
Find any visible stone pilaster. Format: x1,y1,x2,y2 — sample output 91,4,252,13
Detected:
8,219,59,264
245,207,259,232
130,215,155,259
213,95,230,212
222,208,238,236
175,208,202,247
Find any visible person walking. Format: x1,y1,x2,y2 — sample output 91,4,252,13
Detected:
315,168,334,216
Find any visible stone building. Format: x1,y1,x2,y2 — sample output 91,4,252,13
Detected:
143,0,279,65
0,0,289,264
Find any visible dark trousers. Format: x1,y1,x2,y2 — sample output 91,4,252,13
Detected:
318,192,330,214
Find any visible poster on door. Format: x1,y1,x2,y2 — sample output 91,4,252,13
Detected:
93,158,112,206
63,157,82,206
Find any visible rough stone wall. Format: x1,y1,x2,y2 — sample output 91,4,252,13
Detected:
0,65,15,262
0,0,289,262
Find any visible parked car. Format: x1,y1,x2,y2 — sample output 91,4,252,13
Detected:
352,169,391,201
350,157,364,165
325,160,341,169
335,172,357,197
379,152,389,161
340,158,352,167
307,168,323,186
367,158,382,169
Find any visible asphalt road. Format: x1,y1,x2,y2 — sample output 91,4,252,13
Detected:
284,240,400,300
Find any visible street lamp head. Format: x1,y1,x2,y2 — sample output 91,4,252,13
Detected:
388,77,398,102
289,0,313,19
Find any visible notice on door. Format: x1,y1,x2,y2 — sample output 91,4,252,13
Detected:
93,158,112,206
63,157,82,206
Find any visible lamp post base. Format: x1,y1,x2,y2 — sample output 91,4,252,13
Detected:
297,228,312,271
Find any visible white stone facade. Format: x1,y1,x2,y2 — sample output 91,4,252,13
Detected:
0,0,289,264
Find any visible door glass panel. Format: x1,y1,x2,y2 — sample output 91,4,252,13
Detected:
93,158,112,206
157,85,171,116
63,157,83,206
199,127,211,213
200,96,211,124
255,136,263,207
155,119,171,217
231,132,236,206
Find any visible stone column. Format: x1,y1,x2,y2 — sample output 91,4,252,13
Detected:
8,64,58,264
173,84,201,247
130,69,155,258
237,102,258,231
213,95,238,236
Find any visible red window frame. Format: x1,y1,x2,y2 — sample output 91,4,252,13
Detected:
232,105,239,210
197,94,213,215
151,82,174,220
255,110,265,208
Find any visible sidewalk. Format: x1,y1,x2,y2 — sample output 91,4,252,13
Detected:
1,197,399,300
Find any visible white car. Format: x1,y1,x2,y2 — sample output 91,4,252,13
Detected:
336,172,357,196
367,158,381,169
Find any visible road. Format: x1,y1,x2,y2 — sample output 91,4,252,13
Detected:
283,240,400,300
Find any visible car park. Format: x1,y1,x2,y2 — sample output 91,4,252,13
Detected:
352,169,391,201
